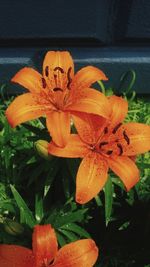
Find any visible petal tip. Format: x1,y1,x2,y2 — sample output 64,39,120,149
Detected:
5,110,16,128
75,192,90,205
126,175,140,192
11,67,28,83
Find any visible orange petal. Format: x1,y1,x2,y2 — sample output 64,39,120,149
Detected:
67,88,111,119
71,66,108,90
76,152,108,204
108,95,128,125
53,239,98,267
108,156,140,191
0,245,34,267
43,51,74,90
32,225,58,267
48,134,89,158
11,67,43,93
5,93,49,127
46,111,71,147
120,122,150,156
72,112,107,145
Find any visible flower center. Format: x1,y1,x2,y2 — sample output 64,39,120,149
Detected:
40,65,73,109
94,123,130,157
41,258,53,267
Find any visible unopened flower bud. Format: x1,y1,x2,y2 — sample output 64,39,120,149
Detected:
4,219,24,236
34,140,53,161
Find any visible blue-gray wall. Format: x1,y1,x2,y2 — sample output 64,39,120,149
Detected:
0,0,150,94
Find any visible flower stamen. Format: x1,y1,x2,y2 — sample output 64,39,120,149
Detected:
54,66,64,73
117,143,123,155
99,141,108,148
41,77,47,89
106,150,113,155
53,87,63,92
112,123,122,134
123,130,130,145
104,127,108,134
67,67,72,89
45,66,49,77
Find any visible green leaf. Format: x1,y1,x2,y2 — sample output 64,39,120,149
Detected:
118,221,130,231
10,185,36,228
126,189,135,206
61,223,91,238
58,228,78,242
35,192,44,223
56,231,67,247
0,200,16,214
104,176,113,226
94,195,103,207
47,208,88,228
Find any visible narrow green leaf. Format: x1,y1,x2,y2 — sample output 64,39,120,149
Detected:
104,176,113,226
94,195,103,207
35,192,44,223
56,231,67,247
10,185,36,228
58,229,78,242
118,221,130,231
53,209,88,228
61,223,91,238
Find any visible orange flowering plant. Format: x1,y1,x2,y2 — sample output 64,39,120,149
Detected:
0,224,98,267
48,95,150,204
1,50,150,266
6,51,111,147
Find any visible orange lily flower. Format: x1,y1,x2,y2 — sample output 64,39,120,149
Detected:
6,51,110,147
48,95,150,204
0,224,98,267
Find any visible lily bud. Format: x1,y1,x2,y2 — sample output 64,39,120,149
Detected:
34,140,53,161
4,220,24,236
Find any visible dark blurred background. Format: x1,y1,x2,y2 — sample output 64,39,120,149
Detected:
0,0,150,94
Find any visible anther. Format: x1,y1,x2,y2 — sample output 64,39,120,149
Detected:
54,66,64,73
53,74,58,87
53,87,63,92
117,143,123,155
41,77,46,89
104,127,108,134
54,74,57,81
106,150,113,155
123,130,130,145
112,123,122,134
99,141,108,148
67,67,72,89
45,66,49,77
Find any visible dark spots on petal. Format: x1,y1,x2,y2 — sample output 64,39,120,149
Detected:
54,74,57,83
41,77,46,89
112,123,122,134
106,150,113,155
53,87,63,92
104,127,108,134
54,66,64,73
45,66,49,77
67,67,72,89
99,141,108,149
123,130,130,145
117,143,123,155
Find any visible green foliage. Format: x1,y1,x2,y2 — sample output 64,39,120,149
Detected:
0,78,150,267
104,176,114,226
